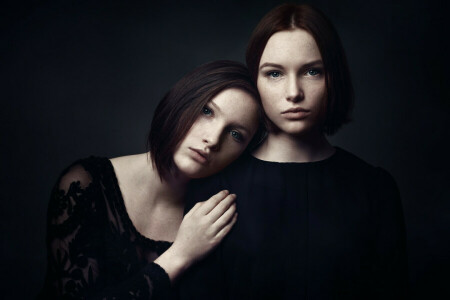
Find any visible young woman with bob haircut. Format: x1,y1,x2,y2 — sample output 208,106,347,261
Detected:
180,4,407,299
39,60,264,299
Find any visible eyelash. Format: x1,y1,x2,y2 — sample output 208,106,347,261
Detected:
202,106,213,116
201,105,244,143
229,130,243,142
265,68,323,79
306,69,322,76
266,71,282,78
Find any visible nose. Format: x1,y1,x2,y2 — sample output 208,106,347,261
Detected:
286,74,303,102
202,126,222,151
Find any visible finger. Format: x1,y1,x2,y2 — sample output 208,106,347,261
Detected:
208,194,236,222
215,213,238,240
186,201,202,217
197,190,229,215
212,202,236,230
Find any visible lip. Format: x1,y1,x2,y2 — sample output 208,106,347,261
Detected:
282,107,310,114
281,107,311,119
189,148,209,164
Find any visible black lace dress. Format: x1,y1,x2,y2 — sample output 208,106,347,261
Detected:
38,157,175,299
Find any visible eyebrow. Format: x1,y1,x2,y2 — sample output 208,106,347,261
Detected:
209,100,222,114
259,59,323,71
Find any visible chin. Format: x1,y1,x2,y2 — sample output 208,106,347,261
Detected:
179,168,203,179
178,166,211,179
275,123,309,135
273,119,324,137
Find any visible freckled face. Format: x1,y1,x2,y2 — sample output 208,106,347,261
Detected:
173,88,259,179
257,29,327,136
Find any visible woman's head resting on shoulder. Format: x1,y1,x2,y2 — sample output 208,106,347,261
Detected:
246,3,354,137
148,60,264,181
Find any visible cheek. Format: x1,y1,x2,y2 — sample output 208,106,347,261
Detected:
258,77,275,102
259,90,280,117
258,80,284,115
309,84,328,120
307,80,326,105
184,118,206,140
314,87,327,109
173,120,201,162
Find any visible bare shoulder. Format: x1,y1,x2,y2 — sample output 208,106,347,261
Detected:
109,153,150,176
109,152,154,196
109,152,149,165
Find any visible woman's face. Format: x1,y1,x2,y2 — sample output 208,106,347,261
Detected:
257,28,327,137
173,88,259,179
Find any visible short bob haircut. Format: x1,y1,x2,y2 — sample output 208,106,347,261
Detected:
246,3,354,135
147,60,263,181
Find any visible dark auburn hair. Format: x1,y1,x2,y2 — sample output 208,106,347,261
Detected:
246,3,354,135
147,60,263,181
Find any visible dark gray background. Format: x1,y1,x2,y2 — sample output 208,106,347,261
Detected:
1,0,448,298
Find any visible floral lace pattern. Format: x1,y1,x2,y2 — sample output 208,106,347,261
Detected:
39,157,173,299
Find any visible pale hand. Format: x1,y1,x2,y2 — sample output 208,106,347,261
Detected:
154,190,237,282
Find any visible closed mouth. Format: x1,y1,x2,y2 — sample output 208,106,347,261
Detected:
282,107,310,114
189,148,209,163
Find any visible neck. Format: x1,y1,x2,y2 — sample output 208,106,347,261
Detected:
146,155,189,207
126,153,188,211
253,130,335,163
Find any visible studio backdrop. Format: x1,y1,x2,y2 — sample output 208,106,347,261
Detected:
1,0,448,299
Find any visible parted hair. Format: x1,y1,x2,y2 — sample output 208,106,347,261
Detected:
147,60,263,181
246,3,354,135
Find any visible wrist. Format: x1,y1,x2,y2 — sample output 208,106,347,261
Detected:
166,246,192,270
154,246,191,283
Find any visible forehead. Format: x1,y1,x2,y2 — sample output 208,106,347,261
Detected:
260,29,322,65
209,88,259,130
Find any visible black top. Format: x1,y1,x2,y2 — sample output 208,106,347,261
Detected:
38,157,174,299
179,147,408,299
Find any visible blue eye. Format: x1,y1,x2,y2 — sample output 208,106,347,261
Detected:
230,130,243,142
267,71,281,78
307,69,321,76
202,106,213,116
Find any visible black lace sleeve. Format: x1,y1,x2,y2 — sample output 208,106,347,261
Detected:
39,162,172,299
